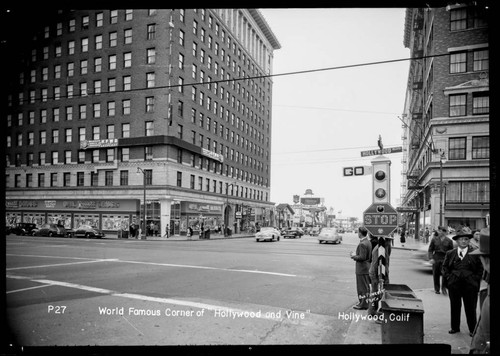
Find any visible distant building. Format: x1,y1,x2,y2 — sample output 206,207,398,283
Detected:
400,4,489,234
4,9,281,236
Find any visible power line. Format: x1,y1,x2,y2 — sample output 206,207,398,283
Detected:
14,52,456,105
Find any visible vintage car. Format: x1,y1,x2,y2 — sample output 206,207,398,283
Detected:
283,227,304,239
74,225,105,239
33,223,66,237
255,227,281,242
317,227,342,244
310,226,322,236
7,222,38,236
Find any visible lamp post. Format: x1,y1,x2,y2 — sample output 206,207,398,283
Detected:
225,182,237,236
439,151,447,227
137,167,147,240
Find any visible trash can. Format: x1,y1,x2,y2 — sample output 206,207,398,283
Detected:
379,284,424,344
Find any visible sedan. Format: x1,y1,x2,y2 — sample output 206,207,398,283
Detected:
8,222,37,236
33,223,66,237
74,225,105,239
255,227,281,242
283,227,303,239
318,227,342,244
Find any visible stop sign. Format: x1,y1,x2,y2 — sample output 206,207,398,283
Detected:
363,203,398,237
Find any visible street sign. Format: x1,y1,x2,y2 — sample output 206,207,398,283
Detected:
360,146,403,157
363,203,398,237
343,166,372,176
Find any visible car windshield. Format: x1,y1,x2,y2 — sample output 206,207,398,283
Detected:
260,227,276,232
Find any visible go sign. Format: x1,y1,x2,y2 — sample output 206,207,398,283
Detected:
363,203,398,237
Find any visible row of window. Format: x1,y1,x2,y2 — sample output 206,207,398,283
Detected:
449,6,488,31
7,169,269,202
449,49,488,74
449,92,489,117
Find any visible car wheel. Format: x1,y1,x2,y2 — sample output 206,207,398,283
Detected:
319,240,323,244
85,233,91,238
48,232,53,237
256,239,260,242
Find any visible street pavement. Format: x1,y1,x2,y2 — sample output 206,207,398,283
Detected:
115,232,476,353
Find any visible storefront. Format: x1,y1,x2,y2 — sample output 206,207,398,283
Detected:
5,199,140,233
177,201,223,236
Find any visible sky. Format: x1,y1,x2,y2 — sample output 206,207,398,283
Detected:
259,8,411,221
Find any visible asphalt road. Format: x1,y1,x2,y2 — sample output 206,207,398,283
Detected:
5,233,431,346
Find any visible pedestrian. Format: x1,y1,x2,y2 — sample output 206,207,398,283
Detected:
428,226,454,294
424,227,430,243
470,229,480,250
442,226,483,336
164,224,170,238
350,226,372,310
400,228,406,247
469,227,490,354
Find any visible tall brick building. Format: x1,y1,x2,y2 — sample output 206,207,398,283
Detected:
399,3,490,235
4,9,281,237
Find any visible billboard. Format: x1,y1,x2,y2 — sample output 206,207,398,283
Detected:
300,197,321,205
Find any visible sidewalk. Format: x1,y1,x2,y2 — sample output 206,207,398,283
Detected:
109,232,254,241
345,234,474,354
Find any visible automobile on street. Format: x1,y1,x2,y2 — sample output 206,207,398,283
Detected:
6,222,37,236
32,223,66,237
255,226,281,242
73,225,105,239
317,227,342,244
282,227,304,239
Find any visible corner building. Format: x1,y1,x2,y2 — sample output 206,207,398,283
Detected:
4,9,281,236
399,4,489,234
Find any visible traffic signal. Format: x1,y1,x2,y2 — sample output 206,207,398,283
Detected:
372,156,391,204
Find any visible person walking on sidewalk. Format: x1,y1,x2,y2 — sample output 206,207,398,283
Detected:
350,226,372,310
428,226,454,294
442,227,483,336
469,227,490,354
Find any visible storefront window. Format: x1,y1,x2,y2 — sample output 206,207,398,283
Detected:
74,214,99,229
23,212,46,227
102,214,130,231
6,213,22,227
47,213,71,228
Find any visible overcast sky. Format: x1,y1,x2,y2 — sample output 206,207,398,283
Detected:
259,8,410,220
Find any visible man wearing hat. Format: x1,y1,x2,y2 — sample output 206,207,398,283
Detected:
470,227,490,354
428,226,454,294
442,227,484,336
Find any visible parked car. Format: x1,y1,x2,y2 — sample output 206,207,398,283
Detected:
255,227,281,242
317,227,342,244
8,223,37,236
283,227,304,239
74,225,105,239
33,223,66,237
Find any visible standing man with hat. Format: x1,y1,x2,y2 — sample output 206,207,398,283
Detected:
428,226,454,294
350,226,372,310
442,227,483,336
469,227,490,353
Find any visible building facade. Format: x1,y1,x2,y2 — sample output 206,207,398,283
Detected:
399,4,489,236
4,9,281,236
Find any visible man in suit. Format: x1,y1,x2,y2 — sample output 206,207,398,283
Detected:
442,227,483,336
350,226,372,310
428,226,454,294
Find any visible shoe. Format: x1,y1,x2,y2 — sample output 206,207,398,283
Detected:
442,288,448,296
435,290,440,294
448,329,460,334
353,304,368,310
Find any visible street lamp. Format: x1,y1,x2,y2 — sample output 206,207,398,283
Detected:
225,182,237,236
137,167,147,239
439,150,447,227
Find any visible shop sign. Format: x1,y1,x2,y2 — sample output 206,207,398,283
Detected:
6,200,40,209
183,202,222,214
80,138,119,150
201,148,224,163
6,199,137,212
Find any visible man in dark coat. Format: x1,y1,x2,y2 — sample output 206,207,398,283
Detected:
350,226,372,310
428,226,454,294
442,227,483,336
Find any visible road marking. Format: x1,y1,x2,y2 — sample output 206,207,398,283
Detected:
6,254,295,277
7,254,102,260
5,275,281,321
6,259,119,271
116,259,296,277
6,284,53,294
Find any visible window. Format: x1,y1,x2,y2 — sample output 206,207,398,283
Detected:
446,181,489,203
179,30,185,46
177,124,183,139
109,55,117,70
123,75,131,91
450,52,466,73
145,121,154,136
39,152,46,165
94,57,102,72
178,100,184,117
65,151,72,164
473,49,489,71
120,147,129,162
124,52,132,68
110,10,118,24
124,29,132,44
449,94,466,117
91,172,98,186
145,146,153,160
77,172,85,186
95,34,103,50
105,171,113,186
79,104,87,119
65,128,72,142
190,175,195,189
147,24,156,40
106,125,115,139
177,172,182,187
449,137,466,160
120,171,129,186
92,150,99,163
39,173,45,187
122,99,131,115
52,129,59,144
108,78,116,92
51,173,58,187
144,169,153,185
147,48,156,64
81,38,89,52
93,103,101,118
122,123,130,138
146,96,155,112
146,72,155,88
106,148,114,162
178,53,184,70
473,92,489,114
96,12,104,27
92,126,100,140
52,151,59,165
472,136,489,159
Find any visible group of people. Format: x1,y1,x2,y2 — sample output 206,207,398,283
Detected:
350,224,489,353
429,225,489,353
350,226,392,319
